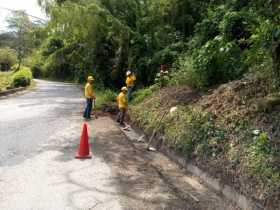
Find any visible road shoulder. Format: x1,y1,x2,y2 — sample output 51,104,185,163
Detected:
92,116,239,210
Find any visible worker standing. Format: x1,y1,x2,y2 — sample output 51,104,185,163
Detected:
83,76,96,120
125,70,136,101
116,87,128,127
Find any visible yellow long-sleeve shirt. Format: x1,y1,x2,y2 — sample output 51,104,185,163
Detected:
117,92,128,109
126,74,136,87
85,83,95,98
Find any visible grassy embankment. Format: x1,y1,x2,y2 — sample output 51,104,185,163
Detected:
94,89,117,109
128,74,280,209
91,72,279,209
0,67,33,92
0,71,13,91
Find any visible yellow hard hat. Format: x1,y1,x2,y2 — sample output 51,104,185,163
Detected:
87,76,94,81
121,87,128,92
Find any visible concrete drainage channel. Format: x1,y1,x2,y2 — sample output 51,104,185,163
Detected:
159,146,264,210
0,87,26,97
120,126,264,210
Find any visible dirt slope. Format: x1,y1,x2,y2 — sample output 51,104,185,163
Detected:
130,75,280,210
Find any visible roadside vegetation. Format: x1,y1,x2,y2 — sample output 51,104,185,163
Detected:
11,67,33,88
0,71,13,91
0,0,279,209
130,73,280,208
0,7,45,91
94,89,116,109
0,67,33,91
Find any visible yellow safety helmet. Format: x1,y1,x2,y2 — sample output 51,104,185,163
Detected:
121,87,128,92
87,76,94,81
126,71,132,76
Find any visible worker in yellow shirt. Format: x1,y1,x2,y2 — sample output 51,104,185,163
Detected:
116,87,128,127
126,70,136,101
83,76,96,120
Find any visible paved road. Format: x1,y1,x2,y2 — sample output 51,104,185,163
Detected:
0,80,238,210
0,80,122,210
0,80,84,165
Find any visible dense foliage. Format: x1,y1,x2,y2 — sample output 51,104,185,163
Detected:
3,11,47,71
0,47,17,71
0,71,13,91
33,0,279,89
130,76,280,208
11,67,33,88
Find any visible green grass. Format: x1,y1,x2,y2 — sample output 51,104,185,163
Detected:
11,67,33,88
0,71,13,91
130,85,159,105
91,82,280,197
0,67,33,91
129,85,280,198
95,89,117,108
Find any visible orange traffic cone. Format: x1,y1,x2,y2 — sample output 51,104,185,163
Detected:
76,123,92,159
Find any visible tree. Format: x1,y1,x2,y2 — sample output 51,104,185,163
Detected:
251,0,280,86
0,47,17,71
36,0,279,89
6,10,33,70
0,32,17,49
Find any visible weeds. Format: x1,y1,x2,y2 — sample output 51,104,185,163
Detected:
130,82,280,200
0,71,13,91
95,89,117,108
245,132,280,189
11,67,33,88
130,85,159,105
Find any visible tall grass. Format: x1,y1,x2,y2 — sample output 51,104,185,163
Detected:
95,89,117,108
11,67,33,88
0,71,13,91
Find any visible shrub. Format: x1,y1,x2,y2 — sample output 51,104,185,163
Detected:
0,47,17,71
194,5,226,47
0,71,13,91
11,64,19,71
154,70,170,87
164,107,226,158
25,50,44,78
95,89,117,108
169,55,197,87
11,67,33,88
192,36,246,88
131,85,159,105
245,132,280,188
31,65,43,78
43,49,72,80
42,37,64,57
220,11,255,43
170,36,247,89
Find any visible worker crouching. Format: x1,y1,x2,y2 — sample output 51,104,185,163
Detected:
116,87,128,127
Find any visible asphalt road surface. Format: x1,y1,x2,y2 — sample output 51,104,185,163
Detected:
0,80,238,210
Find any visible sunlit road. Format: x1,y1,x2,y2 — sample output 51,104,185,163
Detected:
0,80,122,210
0,80,237,210
0,80,84,164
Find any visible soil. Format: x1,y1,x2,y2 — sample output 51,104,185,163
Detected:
93,116,239,210
141,86,201,110
120,75,280,210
